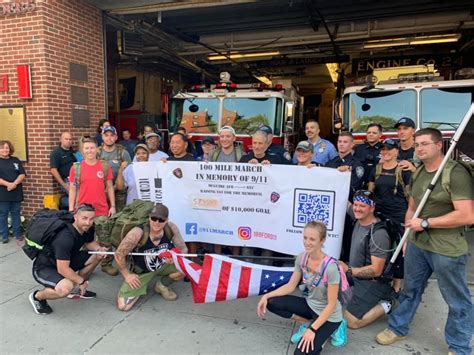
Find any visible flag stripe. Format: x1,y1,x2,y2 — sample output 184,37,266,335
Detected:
205,257,221,303
226,263,242,300
237,266,252,299
197,254,214,303
249,267,262,296
215,260,232,302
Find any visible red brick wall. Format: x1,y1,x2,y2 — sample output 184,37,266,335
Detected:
0,0,105,216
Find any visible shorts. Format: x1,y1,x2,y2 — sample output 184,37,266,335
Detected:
346,278,392,319
118,264,179,299
32,251,91,289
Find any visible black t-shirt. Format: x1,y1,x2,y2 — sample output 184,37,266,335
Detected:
239,152,284,164
50,145,76,180
0,156,26,202
325,154,365,200
369,167,411,223
398,147,415,161
168,153,196,161
133,226,175,273
35,224,95,267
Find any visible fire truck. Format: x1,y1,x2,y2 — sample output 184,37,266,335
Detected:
334,65,474,148
168,72,303,152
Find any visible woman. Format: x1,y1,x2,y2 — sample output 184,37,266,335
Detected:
0,140,26,245
116,143,149,205
294,141,320,167
257,221,343,354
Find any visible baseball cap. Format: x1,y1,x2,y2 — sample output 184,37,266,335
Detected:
149,204,169,220
296,141,314,153
145,132,161,140
258,124,273,135
353,190,375,206
202,136,216,145
134,143,150,153
218,125,236,135
381,138,399,150
102,126,117,135
394,117,415,129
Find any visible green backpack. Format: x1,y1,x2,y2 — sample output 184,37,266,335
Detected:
95,200,171,249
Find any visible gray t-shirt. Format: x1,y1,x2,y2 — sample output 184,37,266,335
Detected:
99,147,132,182
349,221,391,268
215,150,237,162
294,253,343,323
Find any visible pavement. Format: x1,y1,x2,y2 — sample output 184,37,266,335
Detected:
0,233,473,355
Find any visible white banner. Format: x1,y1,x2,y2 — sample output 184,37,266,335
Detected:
133,161,350,258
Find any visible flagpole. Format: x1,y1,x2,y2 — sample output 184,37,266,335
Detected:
386,103,474,271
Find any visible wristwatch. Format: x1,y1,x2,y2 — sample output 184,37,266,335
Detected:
421,219,430,231
346,266,353,278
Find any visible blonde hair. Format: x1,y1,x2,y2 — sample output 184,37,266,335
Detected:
304,221,327,241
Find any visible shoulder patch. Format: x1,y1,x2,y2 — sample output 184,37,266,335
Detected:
355,166,365,178
283,152,291,161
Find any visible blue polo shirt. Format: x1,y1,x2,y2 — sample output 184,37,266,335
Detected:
292,138,337,165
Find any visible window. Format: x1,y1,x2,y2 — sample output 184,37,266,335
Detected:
169,98,220,134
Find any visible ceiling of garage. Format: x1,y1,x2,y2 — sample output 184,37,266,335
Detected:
88,0,474,95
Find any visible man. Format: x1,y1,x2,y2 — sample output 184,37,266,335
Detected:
292,119,337,165
353,123,383,186
339,190,393,329
211,126,244,162
29,204,108,315
240,130,283,164
376,128,473,355
326,132,365,199
394,117,417,172
118,129,138,159
117,144,149,205
137,132,168,162
50,132,76,209
176,126,197,157
115,203,187,311
258,124,291,163
168,133,196,161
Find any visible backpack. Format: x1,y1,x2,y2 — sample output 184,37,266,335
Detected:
22,209,74,260
374,163,409,199
94,199,173,249
211,144,244,162
300,254,352,305
72,160,109,189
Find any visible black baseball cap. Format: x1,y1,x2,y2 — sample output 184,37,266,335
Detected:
394,117,415,129
381,138,399,150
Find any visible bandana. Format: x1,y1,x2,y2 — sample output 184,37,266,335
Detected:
353,194,375,206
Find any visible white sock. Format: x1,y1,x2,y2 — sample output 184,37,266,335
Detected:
380,301,392,314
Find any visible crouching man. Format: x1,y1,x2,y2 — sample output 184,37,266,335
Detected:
115,203,187,311
30,204,107,315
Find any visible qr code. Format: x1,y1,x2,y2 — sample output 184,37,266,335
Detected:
293,189,335,230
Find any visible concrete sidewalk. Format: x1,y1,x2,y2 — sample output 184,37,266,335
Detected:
0,239,472,355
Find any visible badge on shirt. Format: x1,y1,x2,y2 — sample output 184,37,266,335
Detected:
355,166,365,178
319,142,326,153
13,163,19,171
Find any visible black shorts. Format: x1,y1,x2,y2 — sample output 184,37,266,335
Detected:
346,278,392,319
32,251,91,289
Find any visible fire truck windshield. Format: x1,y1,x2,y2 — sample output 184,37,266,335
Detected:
344,90,416,133
169,98,220,134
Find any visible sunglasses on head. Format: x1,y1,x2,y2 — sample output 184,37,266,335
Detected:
75,203,95,213
150,216,166,223
354,189,374,200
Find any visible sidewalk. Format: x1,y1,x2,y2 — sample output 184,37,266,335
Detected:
1,238,472,355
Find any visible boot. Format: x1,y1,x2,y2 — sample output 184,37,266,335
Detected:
101,265,118,276
154,282,177,301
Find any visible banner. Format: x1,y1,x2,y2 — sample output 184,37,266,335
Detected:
133,161,350,258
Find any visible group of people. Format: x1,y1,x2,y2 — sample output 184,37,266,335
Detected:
1,115,472,355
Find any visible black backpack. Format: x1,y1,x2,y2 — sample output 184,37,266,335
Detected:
22,209,74,260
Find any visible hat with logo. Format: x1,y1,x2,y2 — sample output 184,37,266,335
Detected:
202,136,216,145
296,140,314,153
134,143,150,153
394,117,415,129
218,125,236,135
149,204,169,219
258,124,273,135
145,132,161,140
381,138,399,150
102,126,117,135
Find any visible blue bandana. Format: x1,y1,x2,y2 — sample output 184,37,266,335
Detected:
353,195,375,206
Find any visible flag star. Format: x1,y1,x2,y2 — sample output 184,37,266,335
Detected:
265,274,270,279
280,275,285,280
271,282,276,287
263,289,267,293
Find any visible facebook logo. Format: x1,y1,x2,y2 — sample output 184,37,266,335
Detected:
186,223,198,235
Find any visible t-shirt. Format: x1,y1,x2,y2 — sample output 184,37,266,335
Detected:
409,163,473,256
215,150,237,162
123,164,139,205
349,221,391,268
325,154,365,200
398,146,415,161
0,156,25,202
133,226,175,273
292,138,337,165
69,160,113,217
98,146,132,182
239,152,283,164
294,253,342,322
168,153,196,161
118,139,138,159
134,150,168,162
49,146,76,180
369,167,410,223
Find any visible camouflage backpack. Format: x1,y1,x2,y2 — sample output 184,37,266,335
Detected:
94,199,171,249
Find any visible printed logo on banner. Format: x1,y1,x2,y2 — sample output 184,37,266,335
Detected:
270,192,280,203
237,226,252,240
292,189,335,230
185,223,198,235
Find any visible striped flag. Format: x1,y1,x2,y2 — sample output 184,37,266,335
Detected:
172,253,293,304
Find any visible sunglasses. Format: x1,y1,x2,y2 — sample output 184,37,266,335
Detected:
382,138,397,145
354,189,374,200
75,203,95,213
150,216,167,223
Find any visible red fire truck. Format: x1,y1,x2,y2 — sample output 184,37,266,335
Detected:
168,73,303,152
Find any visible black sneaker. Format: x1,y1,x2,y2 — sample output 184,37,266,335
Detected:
29,291,53,315
67,290,97,299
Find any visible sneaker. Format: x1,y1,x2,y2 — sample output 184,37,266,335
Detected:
330,319,347,347
290,323,308,344
154,282,177,301
376,328,406,345
2,238,8,244
29,291,53,315
101,265,118,276
67,290,97,299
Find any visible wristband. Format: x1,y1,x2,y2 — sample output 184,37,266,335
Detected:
309,326,317,334
79,279,87,285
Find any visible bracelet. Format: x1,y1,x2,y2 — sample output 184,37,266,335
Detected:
309,326,317,334
79,279,87,285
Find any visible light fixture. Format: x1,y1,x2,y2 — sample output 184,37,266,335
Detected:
363,34,461,49
326,63,339,83
207,51,280,61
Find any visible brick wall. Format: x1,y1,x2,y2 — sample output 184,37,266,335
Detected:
0,0,105,216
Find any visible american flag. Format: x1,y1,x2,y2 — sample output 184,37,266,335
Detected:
172,253,293,304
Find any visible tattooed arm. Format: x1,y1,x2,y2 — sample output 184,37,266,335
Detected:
115,227,143,289
352,256,386,278
168,221,188,254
